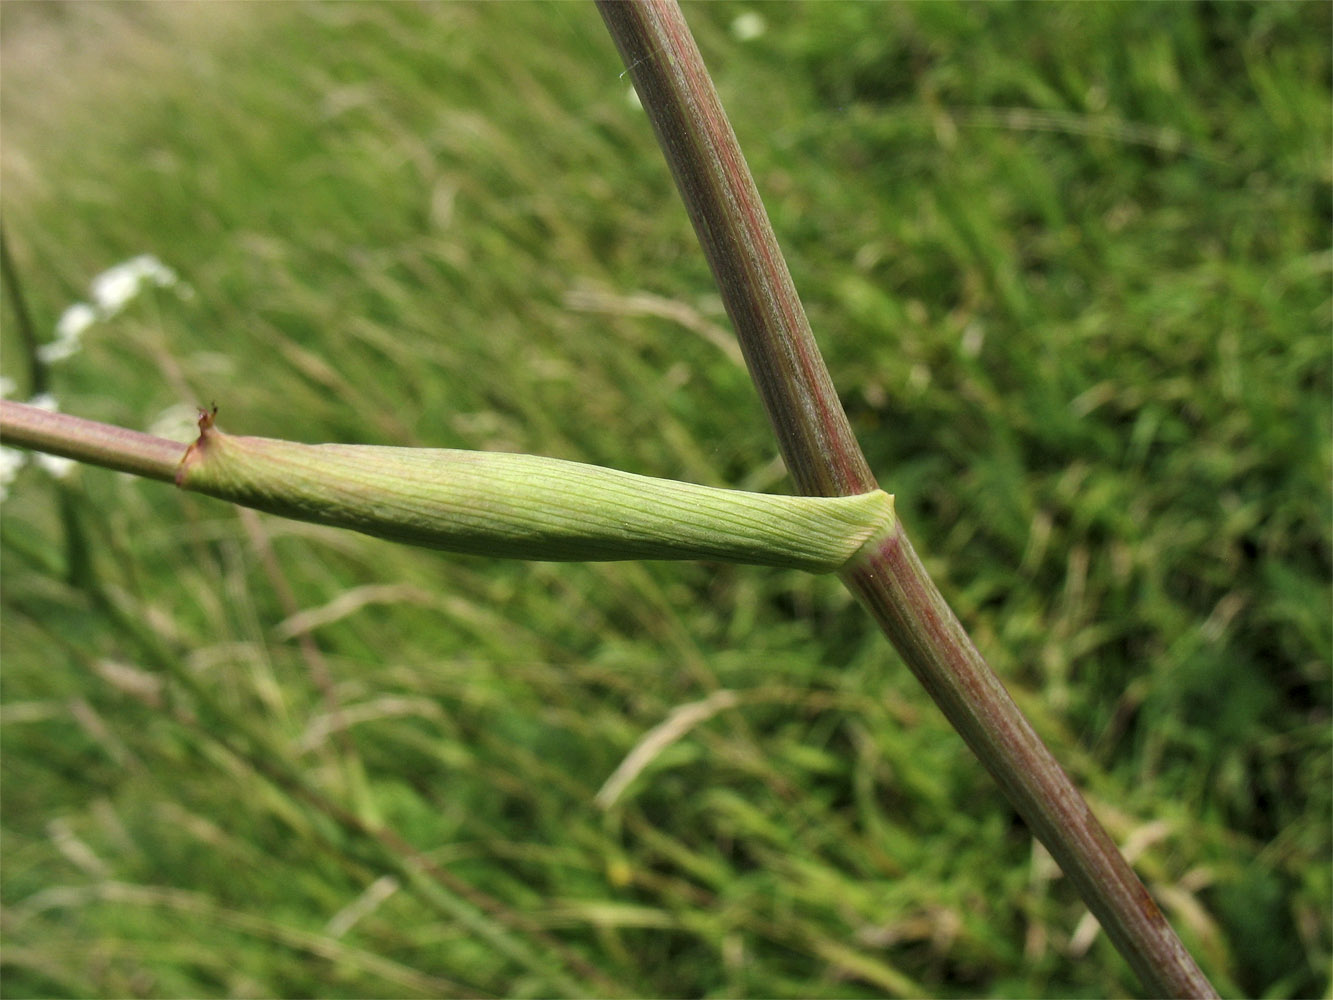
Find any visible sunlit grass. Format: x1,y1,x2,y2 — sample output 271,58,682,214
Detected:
1,2,1328,997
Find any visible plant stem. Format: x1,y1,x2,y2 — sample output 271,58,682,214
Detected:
594,2,1216,996
844,531,1213,996
0,399,184,482
2,400,895,571
598,3,874,499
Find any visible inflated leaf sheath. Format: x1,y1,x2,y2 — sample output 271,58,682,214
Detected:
176,425,894,572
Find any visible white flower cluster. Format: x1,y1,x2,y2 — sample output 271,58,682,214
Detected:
40,254,181,364
1,254,184,501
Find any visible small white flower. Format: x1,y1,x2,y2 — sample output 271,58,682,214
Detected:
34,453,75,479
28,392,60,413
732,11,766,41
37,338,80,364
91,268,139,316
90,254,178,317
57,301,97,340
39,302,99,364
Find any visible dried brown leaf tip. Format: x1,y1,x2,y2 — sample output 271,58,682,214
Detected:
174,403,219,486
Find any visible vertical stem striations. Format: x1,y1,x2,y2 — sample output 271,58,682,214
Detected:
844,529,1214,996
596,0,874,498
595,2,1217,996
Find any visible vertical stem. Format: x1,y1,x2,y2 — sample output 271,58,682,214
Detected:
595,2,1217,996
597,0,873,498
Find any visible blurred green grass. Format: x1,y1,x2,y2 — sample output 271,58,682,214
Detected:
1,2,1328,997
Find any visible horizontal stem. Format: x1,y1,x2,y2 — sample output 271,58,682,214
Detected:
176,418,895,570
0,401,896,572
0,400,184,482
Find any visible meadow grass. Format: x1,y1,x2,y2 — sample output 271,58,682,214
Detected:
1,2,1328,997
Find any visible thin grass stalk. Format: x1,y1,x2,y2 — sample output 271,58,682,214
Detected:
18,552,611,998
0,221,46,396
593,2,1216,995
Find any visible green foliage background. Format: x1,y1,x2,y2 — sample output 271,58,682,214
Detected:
1,2,1328,997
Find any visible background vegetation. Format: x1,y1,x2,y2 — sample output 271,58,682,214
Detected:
1,2,1328,996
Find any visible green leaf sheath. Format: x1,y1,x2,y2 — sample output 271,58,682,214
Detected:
177,428,895,572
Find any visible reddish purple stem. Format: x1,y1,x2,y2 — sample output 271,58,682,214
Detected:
595,2,1216,995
